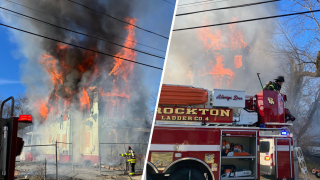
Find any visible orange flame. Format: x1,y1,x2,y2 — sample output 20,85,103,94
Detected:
229,19,248,50
201,55,235,87
39,54,64,87
234,55,242,68
77,51,97,73
196,17,249,88
109,17,137,82
80,88,90,111
34,98,50,120
34,17,137,122
99,88,130,99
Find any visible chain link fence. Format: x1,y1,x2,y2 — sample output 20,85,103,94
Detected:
14,142,147,179
15,142,73,180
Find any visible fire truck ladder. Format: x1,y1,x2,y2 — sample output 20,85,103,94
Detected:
294,147,310,180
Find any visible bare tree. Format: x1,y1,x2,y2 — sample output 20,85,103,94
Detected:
0,94,30,118
270,0,320,147
145,91,159,125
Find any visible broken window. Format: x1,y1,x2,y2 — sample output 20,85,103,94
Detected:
57,134,60,147
63,112,67,121
85,132,90,147
62,134,66,148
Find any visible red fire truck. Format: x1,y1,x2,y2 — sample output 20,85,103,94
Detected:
146,84,303,180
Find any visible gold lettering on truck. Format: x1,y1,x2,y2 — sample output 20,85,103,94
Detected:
220,110,230,117
186,109,198,115
175,108,185,114
157,108,162,114
198,109,209,115
210,109,219,116
164,108,173,114
268,97,275,105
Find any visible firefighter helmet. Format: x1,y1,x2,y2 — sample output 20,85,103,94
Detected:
128,146,131,150
274,76,285,82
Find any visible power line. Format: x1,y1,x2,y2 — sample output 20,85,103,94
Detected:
0,22,163,70
179,0,221,6
5,0,166,53
177,0,228,9
0,6,165,59
163,0,175,5
176,0,280,16
67,0,169,39
173,9,320,31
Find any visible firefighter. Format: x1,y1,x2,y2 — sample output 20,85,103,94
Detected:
119,146,136,176
263,76,284,92
263,76,296,121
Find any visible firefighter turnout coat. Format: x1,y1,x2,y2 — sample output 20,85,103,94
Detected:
121,149,136,164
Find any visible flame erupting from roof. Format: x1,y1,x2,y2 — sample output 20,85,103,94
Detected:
109,17,137,82
33,17,138,122
190,18,249,88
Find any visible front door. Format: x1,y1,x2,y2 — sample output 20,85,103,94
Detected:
275,138,292,180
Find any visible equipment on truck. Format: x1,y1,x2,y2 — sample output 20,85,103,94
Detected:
312,168,320,178
221,142,249,156
146,84,305,180
285,108,296,122
221,165,253,178
222,170,253,178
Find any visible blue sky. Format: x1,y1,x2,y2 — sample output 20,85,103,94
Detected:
0,26,26,98
0,0,176,101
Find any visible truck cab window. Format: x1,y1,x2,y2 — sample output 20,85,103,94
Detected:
260,141,270,153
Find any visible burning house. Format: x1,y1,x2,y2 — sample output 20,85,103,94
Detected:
188,19,251,90
22,85,151,164
13,0,154,166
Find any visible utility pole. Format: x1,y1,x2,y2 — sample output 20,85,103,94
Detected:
72,143,74,173
44,158,46,180
55,140,58,180
99,141,101,175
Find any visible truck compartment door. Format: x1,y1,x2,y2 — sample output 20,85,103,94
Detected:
275,138,292,180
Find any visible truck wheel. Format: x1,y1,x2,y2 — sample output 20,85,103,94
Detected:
147,174,156,180
168,168,206,180
316,171,320,178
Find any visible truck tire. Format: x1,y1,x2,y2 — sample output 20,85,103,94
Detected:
316,171,320,178
168,168,206,180
146,174,154,180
